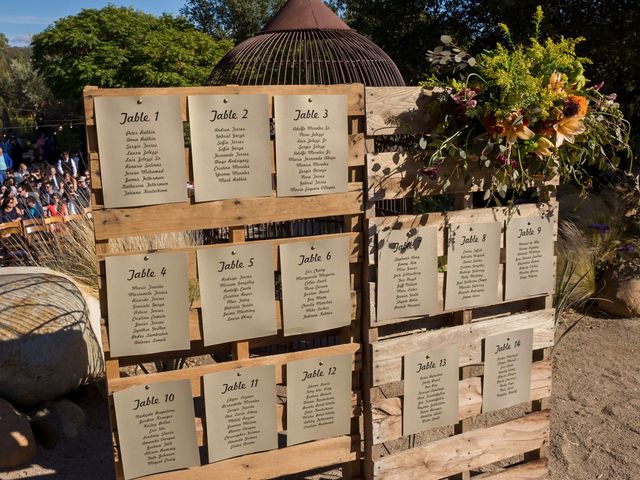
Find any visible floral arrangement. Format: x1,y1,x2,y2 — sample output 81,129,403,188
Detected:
418,7,631,202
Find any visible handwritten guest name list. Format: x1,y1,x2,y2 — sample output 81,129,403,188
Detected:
204,365,278,462
94,95,187,208
403,345,459,435
188,94,272,202
197,243,276,345
106,252,190,357
505,216,554,300
286,354,352,446
280,236,352,336
445,222,501,310
482,329,533,412
113,380,200,480
377,227,439,321
274,95,348,197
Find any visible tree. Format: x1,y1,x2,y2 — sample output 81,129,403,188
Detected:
180,0,287,43
341,0,640,149
31,6,233,104
0,34,52,133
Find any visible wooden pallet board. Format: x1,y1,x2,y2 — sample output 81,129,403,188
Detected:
86,84,367,480
372,410,549,480
361,86,554,480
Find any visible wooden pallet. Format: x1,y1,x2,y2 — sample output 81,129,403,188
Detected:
361,87,555,480
84,84,367,480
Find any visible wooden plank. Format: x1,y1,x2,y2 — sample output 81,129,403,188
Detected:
98,232,361,264
474,458,548,480
108,343,360,393
373,410,549,480
371,309,554,386
83,84,365,124
365,87,439,136
93,184,363,239
143,435,357,480
371,360,551,444
368,153,559,199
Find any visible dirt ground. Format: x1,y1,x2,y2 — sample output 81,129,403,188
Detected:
1,312,639,480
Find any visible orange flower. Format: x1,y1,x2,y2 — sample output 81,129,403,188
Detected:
548,71,566,93
563,95,588,118
554,116,586,147
502,112,535,144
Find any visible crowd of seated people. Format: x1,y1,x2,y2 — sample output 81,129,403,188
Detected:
0,147,91,224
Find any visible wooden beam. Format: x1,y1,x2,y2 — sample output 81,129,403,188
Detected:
371,309,554,386
373,411,549,480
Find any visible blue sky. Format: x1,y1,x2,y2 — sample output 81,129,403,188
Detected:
0,0,184,46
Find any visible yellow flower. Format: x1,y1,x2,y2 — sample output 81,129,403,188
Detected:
554,116,586,147
533,137,555,157
502,113,535,144
548,71,567,93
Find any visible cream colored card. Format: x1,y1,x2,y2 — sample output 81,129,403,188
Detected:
377,226,439,321
286,354,351,446
403,344,459,435
197,243,276,345
94,95,187,208
505,215,554,300
482,328,533,413
274,95,348,196
280,236,351,336
188,94,272,202
113,379,200,480
204,365,278,462
445,222,501,310
106,252,190,357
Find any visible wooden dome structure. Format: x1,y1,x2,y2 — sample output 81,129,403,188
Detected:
207,0,405,86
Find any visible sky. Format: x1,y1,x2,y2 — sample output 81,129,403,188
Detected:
0,0,184,46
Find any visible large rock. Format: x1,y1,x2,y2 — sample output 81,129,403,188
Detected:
598,269,640,318
0,268,103,406
0,397,36,468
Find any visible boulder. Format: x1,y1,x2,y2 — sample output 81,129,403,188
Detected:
30,399,87,449
598,269,640,317
0,397,36,468
0,268,104,406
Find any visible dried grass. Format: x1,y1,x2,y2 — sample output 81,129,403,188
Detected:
6,215,99,296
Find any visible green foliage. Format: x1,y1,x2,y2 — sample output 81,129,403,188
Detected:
340,0,640,155
0,34,52,133
31,6,233,103
180,0,287,42
415,9,631,202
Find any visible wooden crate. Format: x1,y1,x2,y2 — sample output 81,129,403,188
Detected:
84,84,366,480
361,87,556,479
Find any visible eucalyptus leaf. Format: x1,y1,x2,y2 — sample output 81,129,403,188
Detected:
440,35,452,45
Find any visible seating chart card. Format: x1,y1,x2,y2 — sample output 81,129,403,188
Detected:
279,236,351,336
197,243,276,345
113,380,200,480
377,226,439,321
286,354,352,446
204,365,278,462
106,252,190,357
274,95,348,197
445,222,501,310
482,328,533,412
94,95,187,208
188,94,272,202
403,345,459,435
505,215,554,300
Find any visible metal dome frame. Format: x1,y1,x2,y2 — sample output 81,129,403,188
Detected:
207,0,405,87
